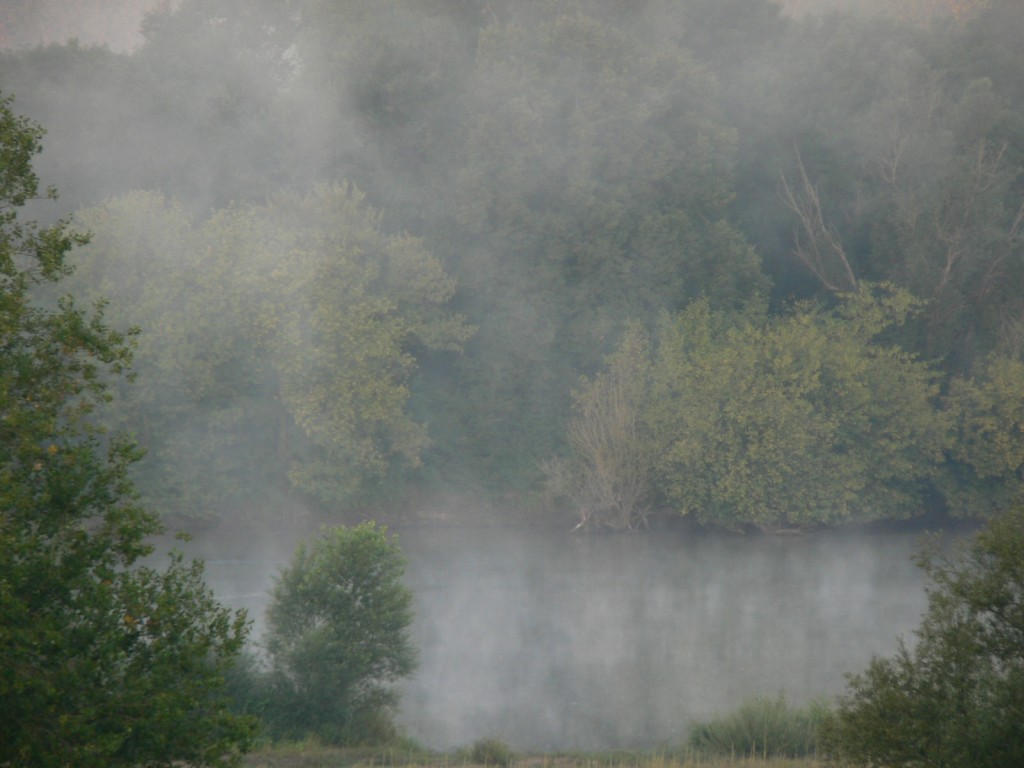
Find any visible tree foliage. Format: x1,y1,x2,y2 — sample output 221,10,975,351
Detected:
943,353,1024,517
0,94,253,767
822,508,1024,767
2,0,1023,521
564,285,950,531
66,185,472,515
547,322,653,531
263,522,417,745
259,185,473,504
650,287,950,529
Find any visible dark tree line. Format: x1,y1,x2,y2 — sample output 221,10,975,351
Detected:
1,0,1021,528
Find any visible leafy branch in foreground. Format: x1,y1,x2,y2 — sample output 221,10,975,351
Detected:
821,509,1024,767
0,92,254,768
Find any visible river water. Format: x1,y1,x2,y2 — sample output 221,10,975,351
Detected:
186,520,945,750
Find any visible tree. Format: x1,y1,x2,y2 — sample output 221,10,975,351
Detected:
0,94,253,766
63,185,472,518
259,185,473,505
821,508,1024,767
62,190,272,521
264,522,417,744
547,322,654,531
943,353,1024,517
645,286,950,530
414,2,769,490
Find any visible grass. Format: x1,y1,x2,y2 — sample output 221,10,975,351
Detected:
685,694,827,759
240,745,823,768
240,695,829,768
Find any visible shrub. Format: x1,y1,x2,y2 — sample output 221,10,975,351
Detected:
686,693,827,758
821,509,1024,767
469,737,517,767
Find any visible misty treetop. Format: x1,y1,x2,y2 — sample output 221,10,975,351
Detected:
64,185,472,517
3,0,1024,525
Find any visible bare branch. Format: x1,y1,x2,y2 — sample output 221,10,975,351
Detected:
779,148,858,294
1009,196,1024,244
934,141,1009,298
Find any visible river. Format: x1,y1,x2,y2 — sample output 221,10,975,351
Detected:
184,519,946,750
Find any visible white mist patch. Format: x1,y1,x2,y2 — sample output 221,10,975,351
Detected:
180,521,937,751
395,525,932,751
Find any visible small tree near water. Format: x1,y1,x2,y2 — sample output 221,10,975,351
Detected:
264,522,416,744
547,322,653,531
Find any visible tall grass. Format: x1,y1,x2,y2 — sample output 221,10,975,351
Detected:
685,694,828,759
241,744,823,768
460,738,516,767
239,713,829,768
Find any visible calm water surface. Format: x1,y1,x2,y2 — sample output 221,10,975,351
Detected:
189,522,943,750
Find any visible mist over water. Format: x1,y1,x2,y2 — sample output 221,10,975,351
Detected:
194,522,936,751
2,1,1020,760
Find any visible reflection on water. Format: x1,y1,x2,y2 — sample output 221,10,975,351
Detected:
188,522,943,750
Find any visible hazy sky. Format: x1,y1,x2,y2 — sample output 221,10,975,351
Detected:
0,0,174,52
0,0,982,54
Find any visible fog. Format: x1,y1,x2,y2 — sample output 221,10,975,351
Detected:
0,1,171,52
4,0,1019,753
187,521,937,750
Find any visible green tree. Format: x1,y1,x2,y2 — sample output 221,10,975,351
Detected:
422,2,768,490
0,94,253,767
68,190,284,521
645,285,949,530
259,185,473,505
943,353,1024,517
737,11,1024,371
66,185,472,518
264,522,417,744
822,508,1024,767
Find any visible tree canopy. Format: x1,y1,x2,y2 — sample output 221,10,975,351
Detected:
557,285,954,531
1,0,1022,527
64,185,471,515
263,522,417,744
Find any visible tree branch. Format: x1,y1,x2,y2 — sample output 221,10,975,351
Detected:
779,148,858,294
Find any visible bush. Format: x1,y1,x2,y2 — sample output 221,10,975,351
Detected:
263,522,417,745
821,509,1024,767
686,693,827,758
469,738,517,767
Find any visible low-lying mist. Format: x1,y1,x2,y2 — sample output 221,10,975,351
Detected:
188,520,936,751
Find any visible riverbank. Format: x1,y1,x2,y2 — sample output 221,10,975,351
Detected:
241,745,822,768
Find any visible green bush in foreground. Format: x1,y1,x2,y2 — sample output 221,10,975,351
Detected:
687,693,827,758
468,738,517,767
821,509,1024,767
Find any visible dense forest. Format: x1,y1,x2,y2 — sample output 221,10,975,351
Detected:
2,0,1022,532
